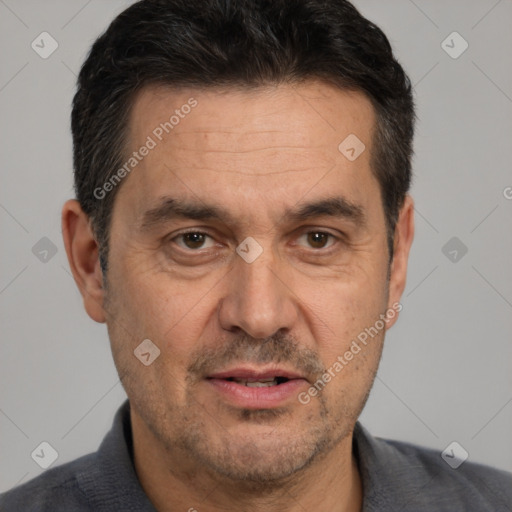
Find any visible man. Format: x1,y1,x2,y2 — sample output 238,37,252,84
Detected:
1,0,510,510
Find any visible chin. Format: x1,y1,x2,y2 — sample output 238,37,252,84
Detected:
180,419,336,487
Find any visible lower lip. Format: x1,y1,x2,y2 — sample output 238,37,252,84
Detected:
206,378,307,409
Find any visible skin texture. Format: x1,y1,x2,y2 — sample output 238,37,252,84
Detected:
62,81,414,512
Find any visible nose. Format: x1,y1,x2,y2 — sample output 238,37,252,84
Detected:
218,248,299,339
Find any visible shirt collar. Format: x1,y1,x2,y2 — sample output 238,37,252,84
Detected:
76,400,156,511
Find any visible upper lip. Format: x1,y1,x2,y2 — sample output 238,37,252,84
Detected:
207,366,306,381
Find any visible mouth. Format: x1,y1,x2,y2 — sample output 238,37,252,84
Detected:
223,376,291,388
205,367,308,408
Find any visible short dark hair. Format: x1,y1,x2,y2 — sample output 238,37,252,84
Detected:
72,0,415,272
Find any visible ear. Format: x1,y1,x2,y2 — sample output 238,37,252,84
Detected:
386,195,414,328
62,199,106,323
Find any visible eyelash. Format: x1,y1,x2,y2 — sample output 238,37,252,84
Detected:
170,229,340,252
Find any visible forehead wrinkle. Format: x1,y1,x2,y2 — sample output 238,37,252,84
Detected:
181,167,318,176
160,144,336,177
172,129,289,135
163,144,336,178
170,145,316,154
166,132,319,153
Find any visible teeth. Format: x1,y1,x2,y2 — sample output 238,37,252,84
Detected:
246,380,277,388
233,378,278,387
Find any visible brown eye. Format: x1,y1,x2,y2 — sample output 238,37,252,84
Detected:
174,232,215,250
305,232,332,249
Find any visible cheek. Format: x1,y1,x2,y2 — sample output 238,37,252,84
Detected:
105,274,211,407
108,242,201,328
118,272,219,367
297,273,389,404
309,292,386,412
304,269,388,338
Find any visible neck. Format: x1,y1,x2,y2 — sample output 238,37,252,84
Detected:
131,410,363,512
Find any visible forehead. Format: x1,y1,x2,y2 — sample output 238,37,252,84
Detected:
128,81,375,157
119,81,379,225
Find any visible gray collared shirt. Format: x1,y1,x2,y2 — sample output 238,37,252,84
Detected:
1,400,511,511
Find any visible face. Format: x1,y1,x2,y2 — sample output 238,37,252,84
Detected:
90,82,410,483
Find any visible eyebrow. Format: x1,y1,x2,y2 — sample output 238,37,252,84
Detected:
139,195,366,231
284,196,365,227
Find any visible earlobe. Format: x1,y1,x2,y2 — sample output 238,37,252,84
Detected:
61,199,107,323
386,195,415,328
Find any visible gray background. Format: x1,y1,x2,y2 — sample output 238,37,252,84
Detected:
1,0,511,492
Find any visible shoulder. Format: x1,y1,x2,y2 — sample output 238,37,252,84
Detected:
0,452,97,512
0,401,154,512
386,436,512,496
354,423,512,511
